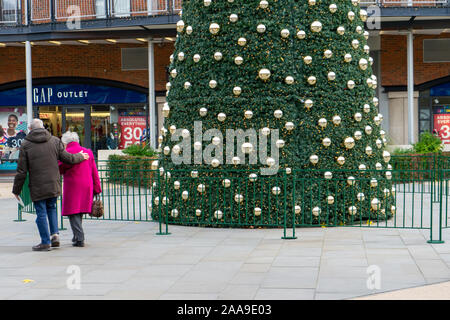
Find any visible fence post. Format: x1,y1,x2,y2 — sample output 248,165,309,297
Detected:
156,168,170,235
282,169,297,240
14,206,27,222
428,165,445,244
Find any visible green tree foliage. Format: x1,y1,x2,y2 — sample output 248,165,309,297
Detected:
152,0,395,226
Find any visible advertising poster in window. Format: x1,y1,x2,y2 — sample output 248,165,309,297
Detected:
118,115,147,149
434,112,450,144
0,111,27,160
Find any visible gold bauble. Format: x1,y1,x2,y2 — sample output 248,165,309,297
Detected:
193,54,201,63
354,131,362,140
352,39,360,49
322,138,331,147
186,26,193,35
310,155,319,165
209,23,220,35
364,45,370,54
233,86,242,96
170,69,177,78
254,207,262,217
285,122,295,131
360,9,368,22
176,20,185,32
259,0,269,9
303,56,313,64
329,4,337,13
365,146,373,156
337,156,345,165
371,198,380,211
327,196,335,205
332,115,341,125
312,207,321,217
229,13,238,23
276,139,285,148
249,173,258,182
370,178,378,188
359,58,368,70
344,137,355,149
257,24,266,33
217,113,227,122
324,171,333,180
347,80,355,89
318,118,327,128
214,210,223,219
354,112,362,122
305,99,314,109
311,21,322,33
295,205,301,214
177,52,185,61
348,11,355,21
337,26,345,35
234,56,244,66
324,50,333,58
344,53,352,63
272,187,281,195
214,52,223,61
209,80,217,89
204,0,212,6
347,176,356,186
285,76,295,85
383,151,391,163
241,142,253,154
363,104,371,113
238,37,247,46
171,209,179,218
162,103,170,117
365,125,373,135
308,76,317,85
199,107,208,117
297,30,306,39
357,193,365,201
234,194,244,203
244,110,253,119
281,29,290,38
274,109,283,119
222,179,231,188
259,68,271,80
349,206,357,215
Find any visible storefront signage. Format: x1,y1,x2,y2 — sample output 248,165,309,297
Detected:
433,111,450,144
0,84,147,106
118,116,147,149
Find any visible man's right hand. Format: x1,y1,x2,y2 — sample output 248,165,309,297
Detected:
79,151,89,160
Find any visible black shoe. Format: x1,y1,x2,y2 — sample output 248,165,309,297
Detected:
32,243,51,251
51,234,60,248
72,241,84,247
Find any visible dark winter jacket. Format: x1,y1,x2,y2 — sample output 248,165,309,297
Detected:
12,128,85,202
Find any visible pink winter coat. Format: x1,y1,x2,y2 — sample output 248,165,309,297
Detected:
59,141,102,216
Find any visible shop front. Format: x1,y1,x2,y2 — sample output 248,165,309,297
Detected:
0,79,151,169
419,81,450,148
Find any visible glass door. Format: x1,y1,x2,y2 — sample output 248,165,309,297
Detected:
62,106,91,149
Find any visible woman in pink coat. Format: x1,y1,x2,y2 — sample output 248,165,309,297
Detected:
59,131,102,247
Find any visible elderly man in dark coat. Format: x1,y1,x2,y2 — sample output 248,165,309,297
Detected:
12,119,89,251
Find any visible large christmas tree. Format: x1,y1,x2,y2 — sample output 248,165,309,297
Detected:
151,0,395,227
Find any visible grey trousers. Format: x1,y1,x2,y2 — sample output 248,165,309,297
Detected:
68,213,85,242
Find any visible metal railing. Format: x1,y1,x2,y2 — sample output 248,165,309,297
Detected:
0,0,447,26
0,0,19,24
16,155,450,243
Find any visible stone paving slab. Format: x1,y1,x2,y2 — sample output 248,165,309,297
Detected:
2,194,450,300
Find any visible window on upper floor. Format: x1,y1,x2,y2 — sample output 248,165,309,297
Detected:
423,39,450,63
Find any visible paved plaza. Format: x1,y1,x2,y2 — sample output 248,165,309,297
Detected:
1,182,450,300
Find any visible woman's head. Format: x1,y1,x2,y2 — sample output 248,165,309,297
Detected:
8,114,18,129
61,131,80,145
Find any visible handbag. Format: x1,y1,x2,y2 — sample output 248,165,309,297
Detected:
90,195,104,218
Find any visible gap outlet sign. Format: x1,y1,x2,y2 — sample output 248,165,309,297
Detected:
0,84,148,106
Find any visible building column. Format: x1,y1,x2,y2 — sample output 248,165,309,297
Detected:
25,41,32,128
407,30,415,145
148,38,156,149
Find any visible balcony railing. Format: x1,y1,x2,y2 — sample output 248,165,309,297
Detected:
0,0,447,26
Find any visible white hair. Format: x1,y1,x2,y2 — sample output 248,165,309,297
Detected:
61,131,80,145
29,118,44,130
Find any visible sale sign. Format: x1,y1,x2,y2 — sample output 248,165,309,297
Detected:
118,116,147,149
433,113,450,144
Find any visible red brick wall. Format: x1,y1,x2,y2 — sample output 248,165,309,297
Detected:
381,33,450,87
0,42,173,91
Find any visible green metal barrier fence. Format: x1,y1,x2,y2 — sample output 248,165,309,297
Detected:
15,156,450,243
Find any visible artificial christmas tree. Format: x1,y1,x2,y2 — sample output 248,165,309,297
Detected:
151,0,395,227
